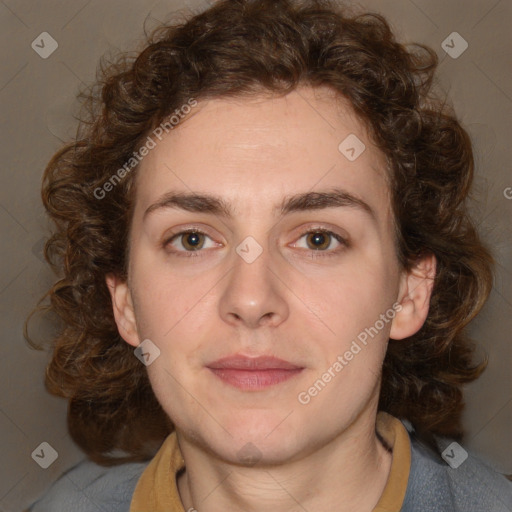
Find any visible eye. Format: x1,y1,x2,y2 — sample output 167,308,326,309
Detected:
163,229,218,257
292,228,347,257
163,227,348,259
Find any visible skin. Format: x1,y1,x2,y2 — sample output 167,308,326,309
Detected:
107,86,436,511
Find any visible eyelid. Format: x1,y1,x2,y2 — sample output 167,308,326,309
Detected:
162,224,349,258
288,226,348,256
162,226,220,254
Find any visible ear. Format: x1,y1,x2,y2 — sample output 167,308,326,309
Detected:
105,273,140,347
389,253,436,340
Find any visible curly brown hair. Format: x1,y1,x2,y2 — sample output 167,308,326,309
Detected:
28,0,494,465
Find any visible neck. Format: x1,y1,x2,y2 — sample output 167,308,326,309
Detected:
176,409,393,512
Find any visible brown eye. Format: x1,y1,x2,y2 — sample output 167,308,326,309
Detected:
292,228,348,258
305,231,332,251
163,229,214,256
180,231,205,251
163,229,219,258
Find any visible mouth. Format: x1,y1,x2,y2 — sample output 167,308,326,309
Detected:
206,355,304,390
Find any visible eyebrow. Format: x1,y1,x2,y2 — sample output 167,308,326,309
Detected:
143,188,377,222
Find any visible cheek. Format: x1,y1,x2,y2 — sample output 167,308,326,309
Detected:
305,258,396,337
130,253,215,340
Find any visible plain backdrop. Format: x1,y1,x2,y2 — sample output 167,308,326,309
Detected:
0,0,510,510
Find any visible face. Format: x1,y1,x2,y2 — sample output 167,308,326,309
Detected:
109,86,432,465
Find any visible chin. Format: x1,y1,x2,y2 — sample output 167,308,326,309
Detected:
217,413,306,461
215,435,305,467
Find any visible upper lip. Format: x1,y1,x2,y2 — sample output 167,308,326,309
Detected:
207,355,302,370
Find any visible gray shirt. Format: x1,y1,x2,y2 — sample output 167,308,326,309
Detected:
28,425,512,511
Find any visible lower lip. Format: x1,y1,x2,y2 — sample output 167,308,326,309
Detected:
208,368,303,390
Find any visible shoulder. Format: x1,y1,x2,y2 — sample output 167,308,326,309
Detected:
28,457,150,512
402,430,512,512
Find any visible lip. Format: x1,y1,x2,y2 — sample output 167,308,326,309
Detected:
207,355,302,370
206,355,304,390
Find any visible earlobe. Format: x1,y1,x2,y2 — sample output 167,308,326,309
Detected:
105,273,140,347
389,253,436,340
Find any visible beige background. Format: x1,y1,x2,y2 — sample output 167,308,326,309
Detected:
0,0,510,510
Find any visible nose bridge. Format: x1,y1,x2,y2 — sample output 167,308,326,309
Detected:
218,233,289,328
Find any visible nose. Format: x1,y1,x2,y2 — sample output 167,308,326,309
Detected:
218,241,289,330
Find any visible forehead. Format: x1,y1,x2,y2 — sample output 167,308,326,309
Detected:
133,86,391,223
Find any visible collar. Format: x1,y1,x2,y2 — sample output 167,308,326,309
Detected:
130,411,411,512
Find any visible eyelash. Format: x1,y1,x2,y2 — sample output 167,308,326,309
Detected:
163,227,348,259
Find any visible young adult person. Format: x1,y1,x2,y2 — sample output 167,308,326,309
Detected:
28,1,512,510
